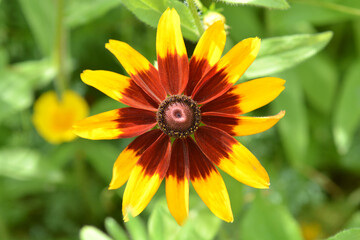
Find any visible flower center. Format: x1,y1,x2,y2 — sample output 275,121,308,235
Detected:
157,95,201,138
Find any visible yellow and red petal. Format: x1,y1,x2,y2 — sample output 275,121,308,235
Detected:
122,133,171,221
166,139,189,225
185,21,226,95
186,137,233,223
195,126,269,189
192,38,261,104
201,111,285,136
81,70,158,111
73,108,156,140
156,8,189,95
201,77,286,115
109,130,162,190
105,40,166,103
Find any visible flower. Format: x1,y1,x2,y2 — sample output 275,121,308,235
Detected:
73,8,285,225
33,90,89,144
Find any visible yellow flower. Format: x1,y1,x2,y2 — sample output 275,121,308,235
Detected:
33,90,89,144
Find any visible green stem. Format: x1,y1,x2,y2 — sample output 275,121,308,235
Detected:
187,0,204,36
54,0,67,101
290,0,360,16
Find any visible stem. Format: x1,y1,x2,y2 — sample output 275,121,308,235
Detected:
187,0,204,36
54,0,67,101
290,0,360,16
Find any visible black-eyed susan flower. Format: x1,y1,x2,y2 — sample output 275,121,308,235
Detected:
33,90,88,144
73,8,285,225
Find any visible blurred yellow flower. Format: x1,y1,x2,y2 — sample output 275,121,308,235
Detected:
33,90,89,144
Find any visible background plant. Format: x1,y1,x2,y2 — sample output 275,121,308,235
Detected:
0,0,360,239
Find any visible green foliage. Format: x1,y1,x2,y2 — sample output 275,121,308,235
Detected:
333,60,360,154
119,0,200,41
240,194,303,240
327,228,360,240
1,0,360,239
245,31,333,79
218,0,289,9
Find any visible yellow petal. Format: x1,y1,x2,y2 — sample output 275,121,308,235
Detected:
201,77,286,115
166,176,189,225
202,111,286,136
156,8,187,58
165,139,189,225
123,165,163,221
232,77,286,114
187,137,233,222
105,40,166,103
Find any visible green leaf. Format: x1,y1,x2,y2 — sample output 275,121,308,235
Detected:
105,217,129,240
0,148,63,182
333,60,360,154
80,226,113,240
327,228,360,240
245,31,333,79
65,0,122,28
296,55,338,114
119,0,199,41
125,214,148,240
218,0,289,9
271,71,309,166
240,195,303,240
17,0,56,55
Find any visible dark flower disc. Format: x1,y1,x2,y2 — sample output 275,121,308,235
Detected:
157,95,201,138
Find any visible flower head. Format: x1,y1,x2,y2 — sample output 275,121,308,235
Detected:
73,8,285,225
33,90,88,144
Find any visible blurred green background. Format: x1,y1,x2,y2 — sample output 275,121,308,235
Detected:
1,0,360,239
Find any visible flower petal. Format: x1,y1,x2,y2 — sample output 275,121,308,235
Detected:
166,139,189,225
81,70,158,111
157,8,188,95
122,133,171,221
106,40,166,103
185,21,226,95
186,137,233,223
195,126,269,189
73,108,156,140
201,77,286,115
202,111,285,136
109,130,163,190
192,38,261,104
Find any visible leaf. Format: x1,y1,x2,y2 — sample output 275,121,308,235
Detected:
0,148,63,182
65,0,122,28
17,0,56,55
125,214,148,240
334,59,360,150
0,71,33,122
80,226,113,240
327,228,360,240
218,0,289,9
240,195,303,240
119,0,199,41
333,60,360,154
296,55,338,114
104,217,129,240
271,71,309,167
245,31,333,79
